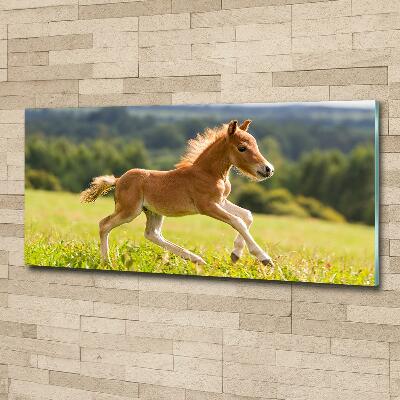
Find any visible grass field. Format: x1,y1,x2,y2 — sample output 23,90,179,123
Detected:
24,189,376,285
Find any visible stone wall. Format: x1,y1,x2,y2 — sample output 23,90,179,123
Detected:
0,0,399,399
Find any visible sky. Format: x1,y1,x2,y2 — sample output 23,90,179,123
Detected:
235,100,376,109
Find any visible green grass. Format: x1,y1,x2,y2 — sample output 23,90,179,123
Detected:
25,189,376,285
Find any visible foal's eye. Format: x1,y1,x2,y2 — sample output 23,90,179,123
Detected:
238,146,247,152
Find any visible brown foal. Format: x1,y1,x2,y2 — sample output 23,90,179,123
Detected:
80,120,275,266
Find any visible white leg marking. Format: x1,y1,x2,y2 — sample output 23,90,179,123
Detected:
202,203,272,264
222,200,253,260
144,212,206,265
99,209,140,263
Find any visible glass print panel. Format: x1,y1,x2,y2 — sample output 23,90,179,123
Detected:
24,101,379,286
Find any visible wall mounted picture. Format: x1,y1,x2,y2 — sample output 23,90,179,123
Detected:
25,101,379,286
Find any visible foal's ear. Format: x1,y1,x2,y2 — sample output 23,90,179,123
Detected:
240,119,252,131
228,120,238,136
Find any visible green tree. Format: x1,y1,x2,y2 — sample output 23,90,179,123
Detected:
26,169,61,191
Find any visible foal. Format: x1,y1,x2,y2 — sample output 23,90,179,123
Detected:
80,120,275,266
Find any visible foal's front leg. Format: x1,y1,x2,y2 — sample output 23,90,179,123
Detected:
144,211,206,265
222,200,253,262
200,202,273,266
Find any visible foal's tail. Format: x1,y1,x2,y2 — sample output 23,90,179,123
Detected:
80,175,117,203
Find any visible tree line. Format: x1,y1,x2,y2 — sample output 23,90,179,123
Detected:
26,107,374,161
231,140,374,225
26,106,375,225
25,133,374,225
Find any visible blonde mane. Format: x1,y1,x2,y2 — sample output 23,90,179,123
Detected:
175,124,227,169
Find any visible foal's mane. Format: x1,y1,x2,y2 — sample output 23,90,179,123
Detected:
175,124,227,169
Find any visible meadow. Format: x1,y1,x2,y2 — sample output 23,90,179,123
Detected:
24,190,376,286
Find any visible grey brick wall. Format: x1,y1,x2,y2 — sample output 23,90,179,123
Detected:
0,0,398,399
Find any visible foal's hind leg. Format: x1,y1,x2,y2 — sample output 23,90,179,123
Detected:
99,208,141,264
144,211,206,265
222,200,253,263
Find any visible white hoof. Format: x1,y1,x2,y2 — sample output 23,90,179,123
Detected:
100,258,110,266
193,256,206,265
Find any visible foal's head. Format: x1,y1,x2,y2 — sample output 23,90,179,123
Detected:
226,120,274,181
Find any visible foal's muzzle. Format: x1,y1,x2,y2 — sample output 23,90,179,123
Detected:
257,164,274,179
